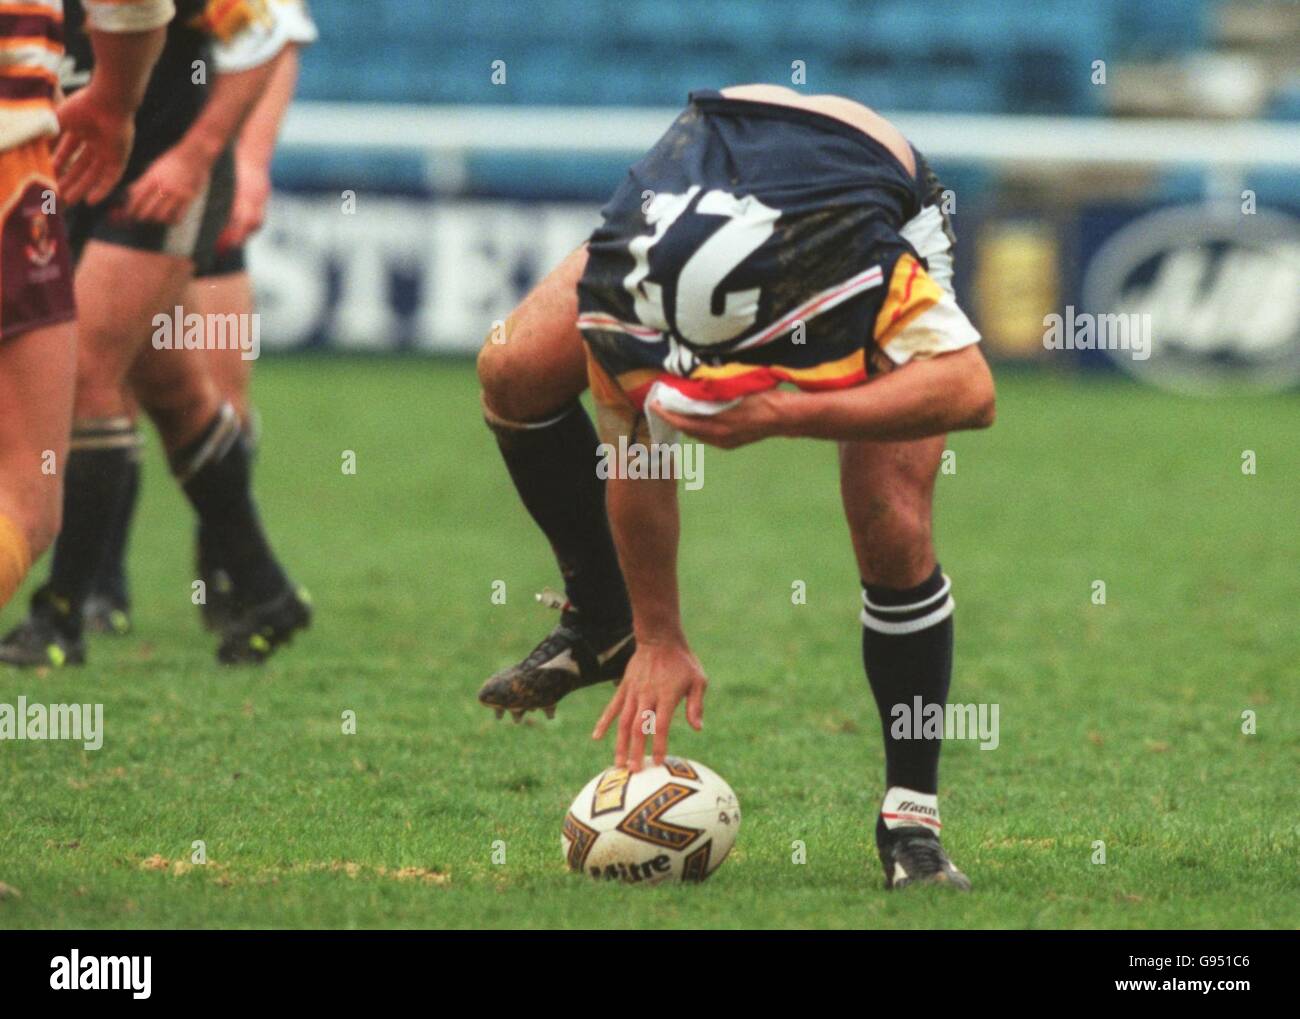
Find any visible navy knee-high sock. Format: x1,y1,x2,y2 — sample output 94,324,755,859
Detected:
172,405,288,607
486,401,630,632
46,419,139,631
91,439,140,605
859,564,955,796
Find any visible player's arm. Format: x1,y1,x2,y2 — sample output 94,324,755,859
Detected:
218,42,301,249
590,373,707,773
126,0,317,226
54,0,175,206
124,49,285,224
653,345,995,447
785,343,995,441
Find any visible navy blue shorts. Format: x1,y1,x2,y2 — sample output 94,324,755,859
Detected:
578,91,978,418
66,145,235,277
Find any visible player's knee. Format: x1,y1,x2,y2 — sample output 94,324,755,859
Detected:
846,490,926,538
136,372,219,448
73,374,129,424
476,326,513,405
75,324,133,393
847,496,934,586
477,318,557,424
965,362,997,430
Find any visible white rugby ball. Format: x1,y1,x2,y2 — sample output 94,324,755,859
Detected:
562,757,741,884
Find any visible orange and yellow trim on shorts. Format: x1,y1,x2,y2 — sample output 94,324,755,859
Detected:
875,252,945,347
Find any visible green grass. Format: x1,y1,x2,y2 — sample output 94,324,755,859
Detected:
0,358,1296,929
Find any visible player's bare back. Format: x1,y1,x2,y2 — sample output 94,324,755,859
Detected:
719,84,917,178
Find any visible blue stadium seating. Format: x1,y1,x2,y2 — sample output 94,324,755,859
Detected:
285,0,1248,202
299,0,1211,114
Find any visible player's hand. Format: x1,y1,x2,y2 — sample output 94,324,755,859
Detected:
123,144,211,225
53,86,136,207
592,639,706,772
217,159,272,252
652,389,792,449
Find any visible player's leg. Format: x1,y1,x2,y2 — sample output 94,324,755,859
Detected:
0,322,76,618
839,434,971,890
80,387,140,636
0,242,192,665
86,246,254,635
0,141,76,650
183,262,256,632
126,300,309,664
87,261,254,636
193,266,255,423
475,245,634,719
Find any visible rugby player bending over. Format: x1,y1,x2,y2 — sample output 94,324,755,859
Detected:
478,86,994,890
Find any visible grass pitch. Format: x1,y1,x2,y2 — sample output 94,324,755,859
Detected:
0,358,1296,929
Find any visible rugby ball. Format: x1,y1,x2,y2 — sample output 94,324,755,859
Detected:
562,757,740,884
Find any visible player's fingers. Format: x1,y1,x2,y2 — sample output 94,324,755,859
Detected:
239,205,264,241
651,703,672,764
661,410,725,444
220,214,250,251
52,133,80,178
218,207,251,252
58,150,100,209
626,700,652,772
157,195,184,225
83,158,121,207
686,683,705,731
145,191,177,224
122,181,149,220
57,164,88,208
592,685,625,740
133,189,167,224
231,211,259,244
613,694,636,766
652,406,702,434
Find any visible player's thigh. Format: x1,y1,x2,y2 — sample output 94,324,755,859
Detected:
73,241,194,418
477,245,589,422
838,434,947,587
186,270,254,413
0,320,76,550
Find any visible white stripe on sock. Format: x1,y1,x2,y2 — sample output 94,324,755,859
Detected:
861,575,951,615
860,595,954,635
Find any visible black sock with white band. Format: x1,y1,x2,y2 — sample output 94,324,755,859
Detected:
483,398,631,633
860,563,954,797
172,404,289,607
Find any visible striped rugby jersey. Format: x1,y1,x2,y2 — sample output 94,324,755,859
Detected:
0,0,174,153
